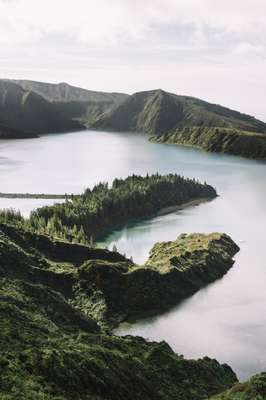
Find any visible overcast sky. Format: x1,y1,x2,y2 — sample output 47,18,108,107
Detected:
0,0,265,120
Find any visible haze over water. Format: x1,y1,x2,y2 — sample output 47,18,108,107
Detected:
0,130,265,380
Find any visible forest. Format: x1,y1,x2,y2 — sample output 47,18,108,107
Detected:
26,173,216,244
0,174,216,245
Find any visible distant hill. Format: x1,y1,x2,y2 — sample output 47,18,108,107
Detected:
12,79,129,125
12,79,128,104
92,89,266,135
0,80,83,137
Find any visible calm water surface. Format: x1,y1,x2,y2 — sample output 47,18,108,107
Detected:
0,130,266,380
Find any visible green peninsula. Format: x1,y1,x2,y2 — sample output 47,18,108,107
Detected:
28,173,217,243
0,219,239,399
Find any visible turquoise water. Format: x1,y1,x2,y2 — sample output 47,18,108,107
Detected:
0,130,266,379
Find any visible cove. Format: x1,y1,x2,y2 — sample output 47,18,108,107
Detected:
0,130,266,380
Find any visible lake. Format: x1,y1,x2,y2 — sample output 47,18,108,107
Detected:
0,130,265,380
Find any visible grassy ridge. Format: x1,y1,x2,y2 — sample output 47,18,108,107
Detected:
152,126,266,159
91,89,266,136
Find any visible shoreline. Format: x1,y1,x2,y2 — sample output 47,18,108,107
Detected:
97,195,217,243
156,196,216,217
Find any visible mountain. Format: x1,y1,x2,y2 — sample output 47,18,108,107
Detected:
12,79,129,125
92,89,266,135
12,79,128,103
0,80,82,137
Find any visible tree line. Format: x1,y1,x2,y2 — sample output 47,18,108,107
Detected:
26,173,216,244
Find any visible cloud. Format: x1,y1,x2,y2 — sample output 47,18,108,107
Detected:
0,0,265,120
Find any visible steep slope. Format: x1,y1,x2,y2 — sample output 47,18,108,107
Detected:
12,79,129,125
92,89,266,135
0,221,238,400
152,126,266,159
0,80,83,137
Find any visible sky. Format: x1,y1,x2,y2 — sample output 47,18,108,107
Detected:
0,0,265,120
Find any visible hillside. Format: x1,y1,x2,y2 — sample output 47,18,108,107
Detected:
0,80,82,137
91,89,266,135
152,126,266,159
0,220,239,400
12,79,129,125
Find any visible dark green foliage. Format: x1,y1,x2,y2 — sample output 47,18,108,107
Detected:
0,223,238,400
152,126,266,160
29,173,217,243
92,89,266,135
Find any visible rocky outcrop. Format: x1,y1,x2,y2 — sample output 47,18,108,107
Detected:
91,89,266,135
152,126,266,159
0,222,238,400
79,233,239,326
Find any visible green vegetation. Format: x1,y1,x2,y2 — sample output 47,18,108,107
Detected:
0,217,239,329
0,220,239,399
92,89,266,136
152,126,266,159
0,193,75,199
209,373,266,399
27,173,216,244
76,233,239,326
